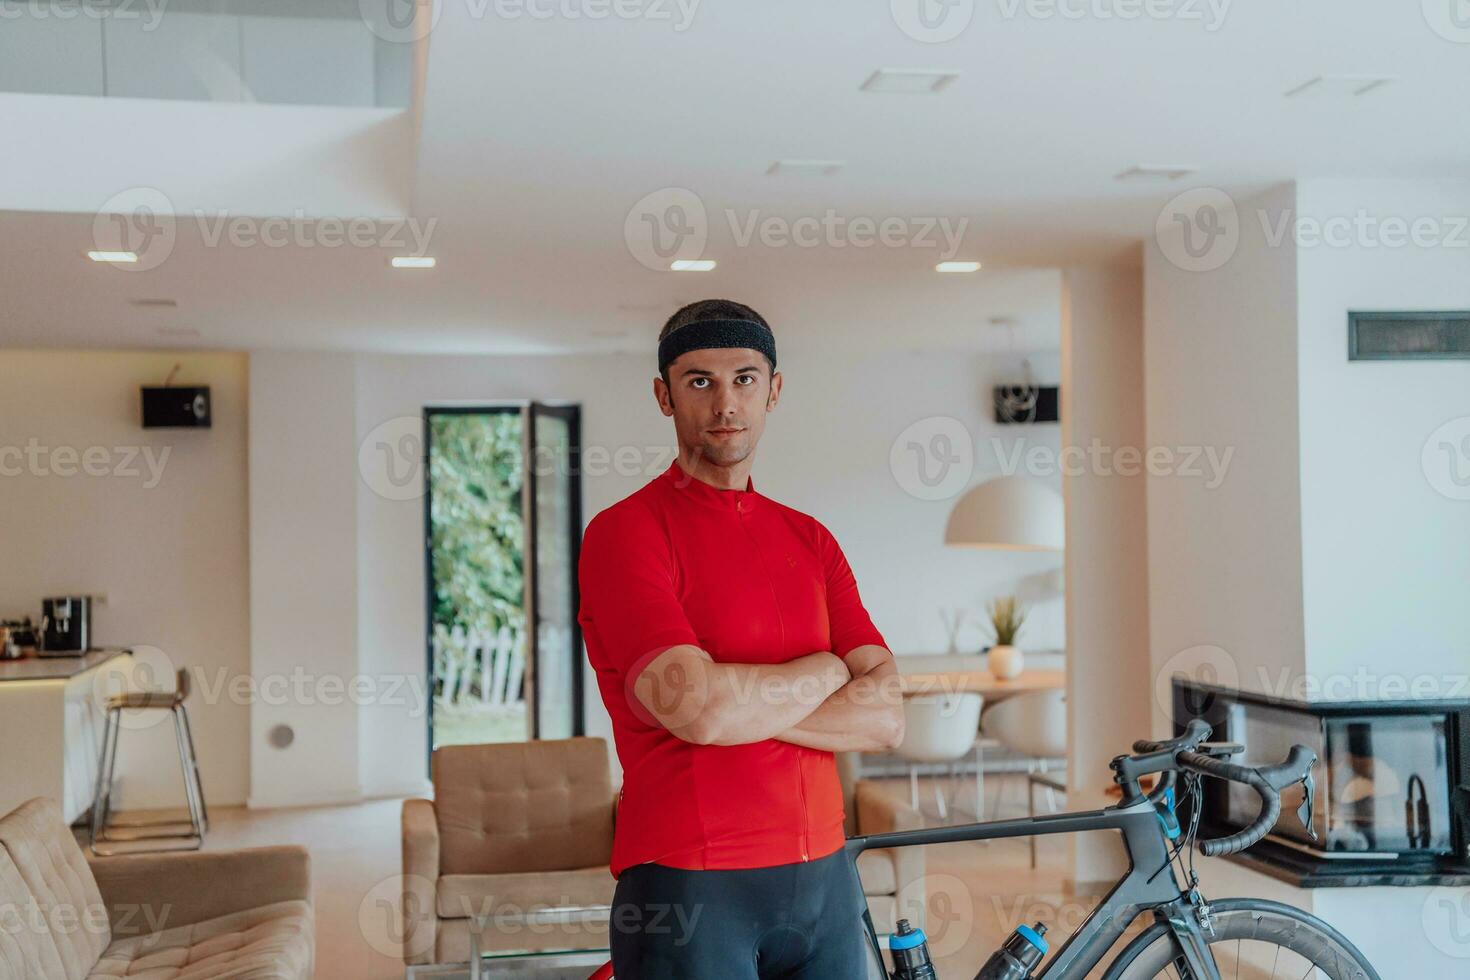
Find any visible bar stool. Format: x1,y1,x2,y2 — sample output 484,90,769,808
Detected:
90,668,207,855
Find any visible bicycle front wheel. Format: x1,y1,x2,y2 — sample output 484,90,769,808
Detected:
1102,898,1381,980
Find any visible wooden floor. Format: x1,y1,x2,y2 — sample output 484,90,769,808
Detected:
175,774,1104,979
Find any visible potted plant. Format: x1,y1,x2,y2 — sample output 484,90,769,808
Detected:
984,596,1027,680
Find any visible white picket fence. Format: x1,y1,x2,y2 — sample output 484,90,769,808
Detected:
433,624,525,706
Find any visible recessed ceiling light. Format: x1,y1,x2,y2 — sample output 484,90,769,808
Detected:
1115,165,1197,182
861,69,960,94
671,259,716,272
1284,74,1396,98
391,256,436,269
766,160,845,177
937,261,982,273
88,251,137,263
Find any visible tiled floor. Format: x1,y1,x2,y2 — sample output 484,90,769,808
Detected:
136,774,1101,979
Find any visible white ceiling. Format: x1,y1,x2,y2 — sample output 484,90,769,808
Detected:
2,0,1466,355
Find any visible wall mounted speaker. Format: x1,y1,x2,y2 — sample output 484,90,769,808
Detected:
141,386,211,428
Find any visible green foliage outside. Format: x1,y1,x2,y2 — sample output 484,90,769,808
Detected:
429,412,526,636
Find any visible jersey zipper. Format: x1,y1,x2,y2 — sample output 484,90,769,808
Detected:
796,751,809,861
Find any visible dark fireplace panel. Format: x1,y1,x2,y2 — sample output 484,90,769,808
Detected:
1174,679,1470,887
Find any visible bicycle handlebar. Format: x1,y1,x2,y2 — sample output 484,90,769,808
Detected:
1120,720,1316,857
1175,744,1317,856
1132,718,1213,755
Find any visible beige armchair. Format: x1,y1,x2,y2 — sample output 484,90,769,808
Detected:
836,751,928,933
0,797,312,980
401,737,618,970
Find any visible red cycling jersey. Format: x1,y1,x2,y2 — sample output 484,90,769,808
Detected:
578,459,888,877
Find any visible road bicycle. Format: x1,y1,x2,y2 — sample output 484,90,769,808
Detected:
587,719,1381,979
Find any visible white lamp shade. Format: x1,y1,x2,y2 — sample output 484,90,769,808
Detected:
944,475,1065,551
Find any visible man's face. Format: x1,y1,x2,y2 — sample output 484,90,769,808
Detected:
654,346,782,468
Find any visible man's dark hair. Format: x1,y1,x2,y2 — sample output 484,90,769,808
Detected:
658,299,773,385
658,298,770,343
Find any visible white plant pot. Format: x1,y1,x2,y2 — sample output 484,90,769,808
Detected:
988,645,1024,680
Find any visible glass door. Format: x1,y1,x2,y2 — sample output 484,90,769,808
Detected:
424,402,584,756
525,402,584,739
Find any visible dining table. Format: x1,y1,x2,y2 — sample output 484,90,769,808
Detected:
895,653,1065,701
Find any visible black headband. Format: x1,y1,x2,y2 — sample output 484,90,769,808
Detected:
658,318,777,375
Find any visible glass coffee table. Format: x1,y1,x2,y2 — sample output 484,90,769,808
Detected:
409,950,608,980
471,949,608,980
463,907,610,980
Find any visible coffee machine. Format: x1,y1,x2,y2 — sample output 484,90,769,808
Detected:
41,597,91,655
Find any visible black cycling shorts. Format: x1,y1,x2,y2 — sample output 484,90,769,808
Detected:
609,847,872,979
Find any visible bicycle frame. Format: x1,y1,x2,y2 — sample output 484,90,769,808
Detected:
845,797,1222,980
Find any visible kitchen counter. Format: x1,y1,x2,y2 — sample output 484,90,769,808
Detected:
0,648,128,683
0,649,133,824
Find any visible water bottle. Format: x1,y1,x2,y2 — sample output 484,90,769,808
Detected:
973,922,1048,980
888,918,938,980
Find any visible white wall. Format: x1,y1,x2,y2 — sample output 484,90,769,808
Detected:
1294,180,1470,689
1144,182,1306,705
1146,178,1470,697
248,351,362,807
1059,256,1151,884
0,350,251,808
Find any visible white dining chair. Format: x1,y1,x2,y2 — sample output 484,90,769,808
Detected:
980,688,1067,866
894,693,984,824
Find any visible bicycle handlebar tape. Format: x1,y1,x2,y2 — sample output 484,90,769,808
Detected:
973,922,1049,980
889,919,938,980
1178,748,1306,857
1132,719,1212,755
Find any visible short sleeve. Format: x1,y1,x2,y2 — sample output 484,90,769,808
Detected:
816,522,888,658
578,507,701,674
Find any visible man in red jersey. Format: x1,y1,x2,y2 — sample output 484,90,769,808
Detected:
577,298,904,978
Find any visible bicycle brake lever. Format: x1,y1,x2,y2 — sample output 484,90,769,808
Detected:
1298,763,1318,842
